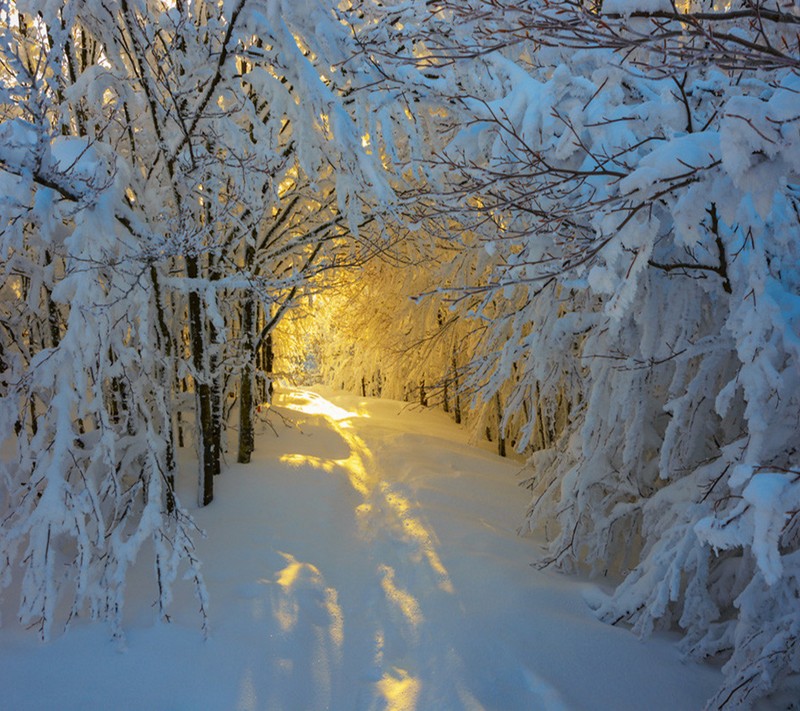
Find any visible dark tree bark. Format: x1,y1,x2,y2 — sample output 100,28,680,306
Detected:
150,266,177,513
237,245,256,464
495,391,506,458
264,331,275,401
451,353,462,425
186,255,215,507
206,257,223,478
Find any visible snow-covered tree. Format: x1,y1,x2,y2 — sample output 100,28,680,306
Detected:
4,0,798,703
0,0,394,639
328,1,800,706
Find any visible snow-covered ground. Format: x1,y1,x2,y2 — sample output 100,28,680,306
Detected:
0,387,721,710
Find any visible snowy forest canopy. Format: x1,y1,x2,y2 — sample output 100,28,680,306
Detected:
1,0,798,708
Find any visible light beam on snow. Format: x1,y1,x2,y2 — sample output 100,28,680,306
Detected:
378,564,423,632
278,388,455,595
378,483,454,594
280,453,336,473
272,552,344,655
376,667,421,711
279,388,369,425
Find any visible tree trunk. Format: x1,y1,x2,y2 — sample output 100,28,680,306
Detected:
237,285,256,464
44,251,61,349
495,391,506,458
451,353,462,425
207,320,223,477
176,377,186,449
255,304,275,403
264,331,274,401
207,255,223,476
186,255,214,507
150,266,177,513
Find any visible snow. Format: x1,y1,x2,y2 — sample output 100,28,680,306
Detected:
0,387,720,710
743,473,794,586
603,0,673,14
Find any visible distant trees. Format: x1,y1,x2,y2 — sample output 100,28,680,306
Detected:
0,0,393,638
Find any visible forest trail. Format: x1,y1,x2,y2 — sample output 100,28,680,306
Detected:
0,387,720,710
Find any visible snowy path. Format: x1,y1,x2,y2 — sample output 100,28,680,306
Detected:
0,387,720,710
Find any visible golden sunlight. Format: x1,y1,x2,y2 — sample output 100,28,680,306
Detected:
278,389,455,595
273,552,343,651
277,390,373,496
379,483,454,594
278,165,299,198
280,389,368,424
378,564,423,631
376,667,421,711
